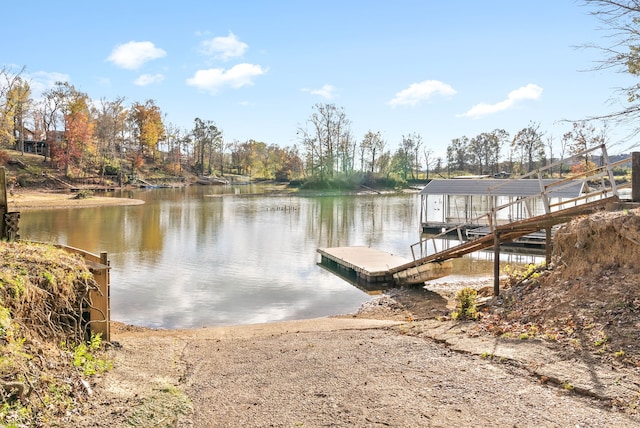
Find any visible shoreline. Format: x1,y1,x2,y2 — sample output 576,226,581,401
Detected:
6,189,145,211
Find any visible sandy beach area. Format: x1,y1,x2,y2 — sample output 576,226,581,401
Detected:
6,189,145,211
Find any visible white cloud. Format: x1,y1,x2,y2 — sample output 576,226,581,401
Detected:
302,84,336,100
200,32,248,60
186,63,267,94
107,41,166,70
27,71,70,96
134,73,165,86
459,83,543,118
389,80,456,107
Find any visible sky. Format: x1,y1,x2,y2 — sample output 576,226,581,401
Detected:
2,0,638,159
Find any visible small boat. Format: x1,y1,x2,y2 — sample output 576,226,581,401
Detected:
196,176,229,185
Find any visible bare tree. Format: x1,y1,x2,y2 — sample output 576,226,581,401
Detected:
359,130,385,173
298,103,351,180
93,96,127,177
446,137,469,175
546,135,555,176
511,122,545,173
581,0,640,142
423,147,434,179
562,120,605,171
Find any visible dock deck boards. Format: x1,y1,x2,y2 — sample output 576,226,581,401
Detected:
318,246,453,286
317,246,410,283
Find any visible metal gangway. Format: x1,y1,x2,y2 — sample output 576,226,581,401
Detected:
390,144,632,291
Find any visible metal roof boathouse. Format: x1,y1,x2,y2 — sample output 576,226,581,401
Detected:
419,178,585,235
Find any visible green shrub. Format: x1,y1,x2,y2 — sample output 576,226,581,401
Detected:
73,189,94,199
451,287,479,320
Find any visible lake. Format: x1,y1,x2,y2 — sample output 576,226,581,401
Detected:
17,185,535,329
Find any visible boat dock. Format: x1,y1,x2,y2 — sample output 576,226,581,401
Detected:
318,247,409,284
317,246,453,287
318,146,637,293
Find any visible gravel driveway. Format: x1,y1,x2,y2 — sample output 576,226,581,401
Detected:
76,318,639,427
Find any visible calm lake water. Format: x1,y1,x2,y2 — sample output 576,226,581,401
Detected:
18,185,538,329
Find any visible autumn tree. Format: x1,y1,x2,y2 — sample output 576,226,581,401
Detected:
0,66,27,148
280,145,304,181
4,77,31,154
337,130,356,175
64,88,94,176
128,100,165,165
377,151,392,177
229,139,253,176
39,82,68,163
163,122,186,175
248,139,269,178
41,82,93,176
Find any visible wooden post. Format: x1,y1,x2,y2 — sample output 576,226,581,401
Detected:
0,167,7,240
632,152,640,203
545,227,552,265
88,252,110,342
493,232,500,296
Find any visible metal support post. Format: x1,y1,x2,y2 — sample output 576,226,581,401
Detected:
493,232,500,296
633,152,640,203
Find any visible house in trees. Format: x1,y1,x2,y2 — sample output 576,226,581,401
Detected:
20,140,47,154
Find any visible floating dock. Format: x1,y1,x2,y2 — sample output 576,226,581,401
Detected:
317,246,452,287
318,246,409,284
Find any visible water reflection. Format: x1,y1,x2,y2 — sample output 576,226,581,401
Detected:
18,187,423,328
18,186,540,329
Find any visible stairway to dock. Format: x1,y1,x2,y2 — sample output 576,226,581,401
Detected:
390,196,620,276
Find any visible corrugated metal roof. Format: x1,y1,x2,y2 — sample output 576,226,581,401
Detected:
420,179,584,198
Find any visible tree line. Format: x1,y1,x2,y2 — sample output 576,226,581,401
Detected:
445,121,609,178
0,67,618,187
2,0,639,190
0,70,451,186
0,71,308,184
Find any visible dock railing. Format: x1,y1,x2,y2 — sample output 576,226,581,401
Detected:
410,144,629,261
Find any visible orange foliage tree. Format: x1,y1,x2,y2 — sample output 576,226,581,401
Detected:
46,83,94,177
128,100,165,165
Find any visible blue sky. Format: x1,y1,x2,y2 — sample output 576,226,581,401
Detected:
2,1,637,158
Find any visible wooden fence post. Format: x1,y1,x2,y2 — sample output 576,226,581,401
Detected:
0,167,7,240
88,252,110,342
